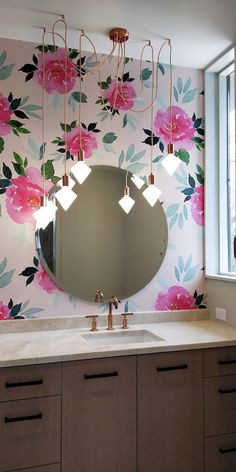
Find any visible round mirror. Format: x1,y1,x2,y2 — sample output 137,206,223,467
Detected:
36,165,168,301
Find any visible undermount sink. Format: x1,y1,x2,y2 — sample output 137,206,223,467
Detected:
82,329,164,346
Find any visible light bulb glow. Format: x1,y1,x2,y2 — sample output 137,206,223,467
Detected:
58,175,75,189
55,186,77,211
70,160,91,184
142,184,162,207
131,174,145,189
162,152,180,175
119,194,135,214
34,202,57,230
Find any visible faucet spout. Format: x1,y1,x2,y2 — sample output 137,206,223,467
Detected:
107,295,120,330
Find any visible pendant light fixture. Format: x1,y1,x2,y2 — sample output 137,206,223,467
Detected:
34,28,58,229
54,20,77,211
131,174,145,189
142,42,162,207
161,40,180,176
70,31,91,185
119,172,135,214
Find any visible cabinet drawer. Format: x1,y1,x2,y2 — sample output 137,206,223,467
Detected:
205,375,236,436
10,465,60,472
0,363,61,402
205,433,236,472
0,396,61,471
204,347,236,377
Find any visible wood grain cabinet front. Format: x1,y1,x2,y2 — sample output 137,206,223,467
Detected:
9,465,61,472
205,433,236,472
0,396,61,472
62,356,136,472
137,350,204,472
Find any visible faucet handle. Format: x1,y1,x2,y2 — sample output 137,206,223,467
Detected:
86,315,99,331
95,290,104,303
121,312,134,329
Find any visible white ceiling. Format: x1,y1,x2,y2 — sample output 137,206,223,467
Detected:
0,0,235,69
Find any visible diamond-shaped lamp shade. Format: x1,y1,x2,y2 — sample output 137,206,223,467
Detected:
58,175,76,189
131,174,145,189
55,174,77,211
142,174,162,207
33,198,57,230
119,185,135,214
70,150,91,184
161,143,180,176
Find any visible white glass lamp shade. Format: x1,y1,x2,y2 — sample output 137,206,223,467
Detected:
131,174,145,189
55,186,77,211
34,199,57,230
162,143,180,175
70,151,92,185
142,174,162,207
58,175,75,189
119,194,135,214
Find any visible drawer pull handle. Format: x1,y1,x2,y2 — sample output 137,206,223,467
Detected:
219,387,236,394
156,364,188,372
219,447,236,454
84,371,118,380
5,379,43,389
5,413,42,423
219,359,236,365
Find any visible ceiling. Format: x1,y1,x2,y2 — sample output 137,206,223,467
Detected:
0,0,235,69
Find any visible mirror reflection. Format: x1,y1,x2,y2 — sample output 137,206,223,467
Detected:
36,166,168,301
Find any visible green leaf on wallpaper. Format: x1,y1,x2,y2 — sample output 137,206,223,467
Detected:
17,127,30,134
0,269,15,288
130,150,146,162
39,143,46,160
71,91,88,103
13,152,23,165
125,163,147,174
0,136,4,153
0,50,7,68
118,150,125,168
166,203,180,218
0,257,7,276
173,86,178,102
41,160,54,180
126,144,135,161
102,132,117,144
3,163,12,180
188,174,195,188
12,162,25,176
182,89,197,104
0,64,15,80
176,149,190,165
141,68,152,81
51,175,61,184
10,98,21,110
177,78,183,94
183,77,191,93
158,63,165,75
123,114,127,128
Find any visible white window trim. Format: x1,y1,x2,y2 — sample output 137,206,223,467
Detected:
205,46,235,281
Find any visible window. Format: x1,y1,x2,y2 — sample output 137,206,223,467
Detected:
205,47,235,280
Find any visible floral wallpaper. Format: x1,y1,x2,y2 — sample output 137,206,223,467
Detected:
0,37,206,320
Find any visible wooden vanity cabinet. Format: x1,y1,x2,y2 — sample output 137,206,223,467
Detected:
62,356,136,472
137,350,204,472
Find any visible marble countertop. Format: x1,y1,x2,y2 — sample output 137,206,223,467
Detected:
1,310,236,367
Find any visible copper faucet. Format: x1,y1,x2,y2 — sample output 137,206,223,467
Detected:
94,289,104,303
107,295,120,330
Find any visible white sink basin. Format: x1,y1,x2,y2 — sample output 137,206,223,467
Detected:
82,329,164,346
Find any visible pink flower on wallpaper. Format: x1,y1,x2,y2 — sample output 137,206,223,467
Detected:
34,262,62,294
0,93,13,136
34,48,77,94
64,126,97,158
191,185,204,226
155,285,197,311
5,167,52,227
103,79,137,110
154,106,195,150
0,301,11,320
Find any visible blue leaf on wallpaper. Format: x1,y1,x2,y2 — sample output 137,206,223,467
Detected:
141,68,152,81
52,93,62,109
118,150,125,168
21,299,30,312
183,265,198,282
166,203,180,218
177,78,183,94
20,96,29,106
179,164,187,179
158,63,165,75
124,301,129,312
68,93,76,112
0,269,15,288
178,256,184,273
173,86,179,102
144,79,151,88
169,213,178,230
0,50,7,68
157,95,167,109
175,266,180,282
21,307,44,317
130,150,146,162
127,114,138,131
184,255,192,272
0,257,7,276
183,77,191,93
0,64,15,80
183,204,188,220
126,144,135,161
167,242,177,250
123,114,128,128
178,213,184,229
182,89,197,104
27,137,39,157
126,163,147,174
175,173,187,185
103,143,116,153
